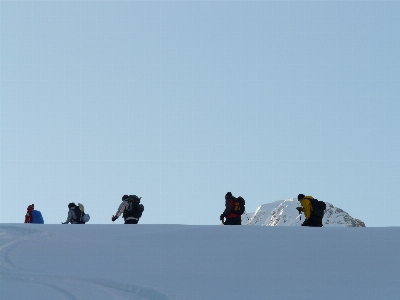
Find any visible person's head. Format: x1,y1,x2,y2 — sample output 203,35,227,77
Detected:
27,204,34,211
298,194,305,201
68,203,76,209
225,192,233,200
122,195,129,201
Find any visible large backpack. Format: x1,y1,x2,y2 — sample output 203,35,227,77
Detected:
79,203,90,223
73,203,89,224
231,196,246,215
310,199,326,218
31,210,44,224
123,195,144,219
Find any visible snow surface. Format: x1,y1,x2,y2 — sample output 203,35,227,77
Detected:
1,224,399,300
243,198,366,227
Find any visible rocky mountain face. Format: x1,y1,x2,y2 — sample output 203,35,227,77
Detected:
242,198,366,227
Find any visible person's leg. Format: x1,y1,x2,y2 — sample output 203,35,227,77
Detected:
309,215,323,227
233,216,242,225
224,216,241,225
124,219,138,224
315,217,323,227
224,218,233,225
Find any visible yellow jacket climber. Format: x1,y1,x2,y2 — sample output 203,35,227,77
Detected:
297,195,314,219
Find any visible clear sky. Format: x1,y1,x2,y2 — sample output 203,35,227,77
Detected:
1,1,399,226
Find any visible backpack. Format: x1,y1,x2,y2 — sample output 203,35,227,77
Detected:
73,203,89,224
310,199,326,218
82,213,90,223
231,196,245,215
31,210,44,224
124,195,144,219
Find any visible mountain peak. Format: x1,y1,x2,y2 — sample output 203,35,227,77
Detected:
242,198,366,227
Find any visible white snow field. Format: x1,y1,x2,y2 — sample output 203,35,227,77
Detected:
1,224,399,300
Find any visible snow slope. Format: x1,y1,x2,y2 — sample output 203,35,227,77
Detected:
243,198,366,227
1,224,399,300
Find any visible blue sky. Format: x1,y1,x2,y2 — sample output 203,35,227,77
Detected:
1,1,399,226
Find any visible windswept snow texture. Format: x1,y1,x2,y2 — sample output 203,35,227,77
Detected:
243,198,366,227
1,224,399,300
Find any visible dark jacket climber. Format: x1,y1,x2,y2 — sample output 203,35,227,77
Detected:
112,195,144,224
62,203,85,224
220,192,242,225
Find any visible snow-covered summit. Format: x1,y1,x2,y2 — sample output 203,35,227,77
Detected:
242,198,366,227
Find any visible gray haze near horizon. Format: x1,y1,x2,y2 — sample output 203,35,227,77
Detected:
1,1,399,226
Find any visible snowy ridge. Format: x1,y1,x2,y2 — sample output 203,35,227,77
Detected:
242,198,366,227
1,224,400,300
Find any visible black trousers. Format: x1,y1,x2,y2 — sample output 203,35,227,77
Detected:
301,215,323,227
124,219,138,224
224,216,242,225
